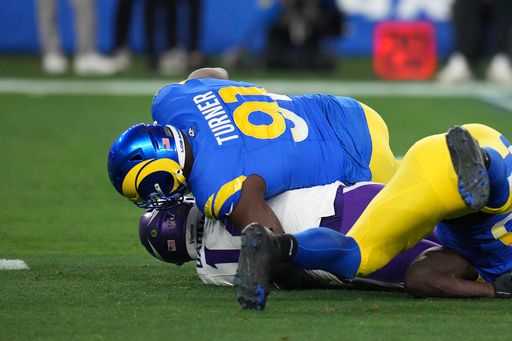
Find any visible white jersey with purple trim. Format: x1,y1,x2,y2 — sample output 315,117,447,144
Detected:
195,182,344,286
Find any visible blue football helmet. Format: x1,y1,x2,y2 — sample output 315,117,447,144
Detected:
107,123,188,208
139,199,202,265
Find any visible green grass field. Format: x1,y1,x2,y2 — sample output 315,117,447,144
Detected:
1,75,512,340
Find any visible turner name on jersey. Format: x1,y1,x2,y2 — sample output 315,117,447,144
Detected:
192,90,239,145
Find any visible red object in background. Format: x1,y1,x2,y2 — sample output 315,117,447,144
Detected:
373,21,437,80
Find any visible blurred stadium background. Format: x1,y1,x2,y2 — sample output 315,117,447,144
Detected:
1,0,512,340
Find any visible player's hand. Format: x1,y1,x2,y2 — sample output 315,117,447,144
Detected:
493,271,512,298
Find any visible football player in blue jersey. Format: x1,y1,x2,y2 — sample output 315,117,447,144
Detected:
108,67,399,235
234,124,512,308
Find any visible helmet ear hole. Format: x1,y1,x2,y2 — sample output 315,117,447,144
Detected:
137,171,175,201
130,154,143,161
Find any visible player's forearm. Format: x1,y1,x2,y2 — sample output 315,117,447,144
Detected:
229,175,286,235
406,270,495,298
405,247,496,298
230,203,285,235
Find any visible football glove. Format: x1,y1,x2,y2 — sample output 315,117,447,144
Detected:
493,271,512,298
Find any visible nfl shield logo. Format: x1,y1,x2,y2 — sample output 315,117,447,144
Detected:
167,240,176,252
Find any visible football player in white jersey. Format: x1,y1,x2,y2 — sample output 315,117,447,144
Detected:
139,182,439,290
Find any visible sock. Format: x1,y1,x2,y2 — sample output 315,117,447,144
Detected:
484,147,510,209
276,234,298,262
290,227,361,279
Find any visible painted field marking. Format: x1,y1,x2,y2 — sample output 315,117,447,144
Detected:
0,259,29,270
474,87,512,113
0,78,510,113
0,78,510,98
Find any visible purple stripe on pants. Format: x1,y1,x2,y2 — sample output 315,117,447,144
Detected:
365,239,439,283
320,183,384,234
320,183,440,283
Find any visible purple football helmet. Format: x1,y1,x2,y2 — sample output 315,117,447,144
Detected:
139,200,201,265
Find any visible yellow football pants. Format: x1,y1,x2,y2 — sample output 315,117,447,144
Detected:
360,102,401,184
347,123,510,277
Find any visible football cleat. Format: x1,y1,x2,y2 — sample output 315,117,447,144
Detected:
446,126,490,210
139,198,201,265
234,223,280,310
107,123,188,208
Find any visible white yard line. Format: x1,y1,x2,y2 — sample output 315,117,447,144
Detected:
0,79,164,96
0,78,511,111
259,80,512,98
0,259,29,270
474,87,512,113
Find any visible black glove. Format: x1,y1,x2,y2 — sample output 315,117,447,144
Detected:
493,271,512,298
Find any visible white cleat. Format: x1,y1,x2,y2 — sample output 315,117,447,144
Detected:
42,53,68,75
437,53,473,84
73,53,118,76
112,48,131,72
486,54,512,85
159,48,187,76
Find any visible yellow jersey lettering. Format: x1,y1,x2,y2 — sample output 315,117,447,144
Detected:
218,86,267,103
218,85,309,142
233,102,286,139
491,214,512,246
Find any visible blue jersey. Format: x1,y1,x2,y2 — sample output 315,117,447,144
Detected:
437,212,512,282
152,78,373,219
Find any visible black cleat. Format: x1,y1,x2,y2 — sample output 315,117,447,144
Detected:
234,223,279,310
446,126,490,210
